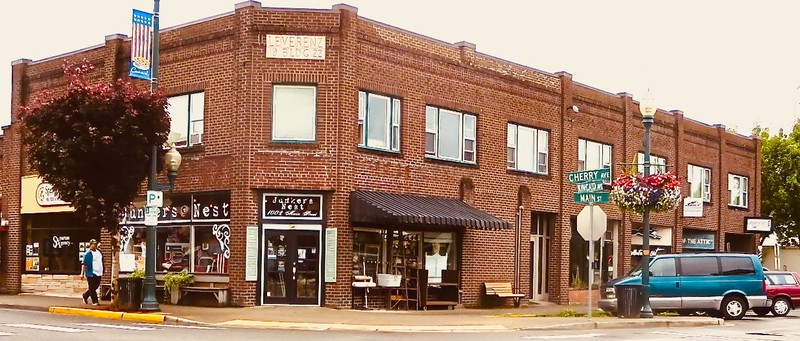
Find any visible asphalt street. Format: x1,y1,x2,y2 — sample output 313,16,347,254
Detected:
1,307,799,341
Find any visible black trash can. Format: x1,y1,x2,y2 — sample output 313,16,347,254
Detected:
117,277,143,312
615,283,642,318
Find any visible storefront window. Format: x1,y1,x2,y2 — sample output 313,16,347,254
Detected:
423,232,457,283
23,213,99,274
119,192,231,274
353,229,384,279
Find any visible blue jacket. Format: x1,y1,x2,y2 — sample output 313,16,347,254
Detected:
82,250,101,277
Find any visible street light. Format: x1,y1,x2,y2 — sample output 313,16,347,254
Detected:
141,0,171,312
638,90,656,319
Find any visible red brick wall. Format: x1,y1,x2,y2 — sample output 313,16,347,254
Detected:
2,1,761,308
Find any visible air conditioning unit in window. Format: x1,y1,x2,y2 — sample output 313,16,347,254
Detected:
189,133,202,146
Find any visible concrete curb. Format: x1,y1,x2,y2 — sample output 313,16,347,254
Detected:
218,320,510,333
0,304,49,312
48,307,165,323
518,318,724,330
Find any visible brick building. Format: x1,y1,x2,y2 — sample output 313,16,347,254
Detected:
0,1,761,308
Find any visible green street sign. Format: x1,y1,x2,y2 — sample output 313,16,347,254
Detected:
573,192,610,204
568,168,611,184
575,180,605,194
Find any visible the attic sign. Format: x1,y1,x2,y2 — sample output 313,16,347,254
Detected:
266,35,325,60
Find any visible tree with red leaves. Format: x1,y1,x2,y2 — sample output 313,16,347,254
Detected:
20,60,170,308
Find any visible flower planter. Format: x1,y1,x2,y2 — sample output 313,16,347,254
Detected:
610,172,681,214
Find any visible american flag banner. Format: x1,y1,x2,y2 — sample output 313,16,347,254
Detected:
129,9,153,80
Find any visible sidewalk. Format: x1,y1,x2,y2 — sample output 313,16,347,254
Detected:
0,294,723,332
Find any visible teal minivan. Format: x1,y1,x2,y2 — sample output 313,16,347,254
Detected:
599,253,769,320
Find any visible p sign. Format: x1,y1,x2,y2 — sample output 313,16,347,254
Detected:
146,190,163,207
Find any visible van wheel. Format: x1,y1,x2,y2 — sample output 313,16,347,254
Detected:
753,307,770,317
772,297,791,317
721,296,747,320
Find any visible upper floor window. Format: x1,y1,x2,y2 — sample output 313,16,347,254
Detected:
358,91,401,151
688,164,711,202
637,152,667,174
578,139,612,182
507,123,548,174
167,92,204,147
425,106,476,163
728,174,749,208
272,85,316,141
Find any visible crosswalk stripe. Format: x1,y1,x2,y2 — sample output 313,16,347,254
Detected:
3,323,91,333
0,331,15,336
78,323,157,331
134,323,221,330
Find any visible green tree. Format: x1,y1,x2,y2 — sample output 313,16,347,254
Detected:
20,60,170,307
756,122,800,245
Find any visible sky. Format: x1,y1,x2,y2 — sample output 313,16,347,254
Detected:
2,1,799,135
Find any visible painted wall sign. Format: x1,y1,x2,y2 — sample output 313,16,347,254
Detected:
682,231,716,250
262,193,323,220
266,34,326,60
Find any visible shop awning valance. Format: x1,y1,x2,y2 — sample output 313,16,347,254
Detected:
349,190,511,230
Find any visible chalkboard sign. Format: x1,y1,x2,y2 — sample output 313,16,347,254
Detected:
262,193,323,220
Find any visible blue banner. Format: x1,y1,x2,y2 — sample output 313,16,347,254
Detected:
129,9,153,80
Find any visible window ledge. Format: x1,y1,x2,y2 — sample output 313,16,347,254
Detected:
424,155,477,168
728,204,749,210
176,144,205,154
268,141,320,149
507,168,550,178
358,145,402,156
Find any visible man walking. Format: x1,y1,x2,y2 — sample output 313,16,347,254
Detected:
80,239,103,305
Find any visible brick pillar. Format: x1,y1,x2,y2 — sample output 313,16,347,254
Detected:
716,124,727,251
672,111,686,253
1,59,31,294
550,71,573,305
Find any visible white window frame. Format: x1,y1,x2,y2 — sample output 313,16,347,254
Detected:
507,123,549,174
272,85,317,142
167,92,205,147
578,139,612,183
688,164,712,202
728,174,749,208
425,106,476,163
358,91,401,152
637,152,667,175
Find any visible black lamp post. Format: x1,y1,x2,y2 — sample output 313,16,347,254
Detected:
638,91,656,318
141,0,180,312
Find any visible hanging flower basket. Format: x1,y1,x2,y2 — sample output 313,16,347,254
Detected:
609,172,682,214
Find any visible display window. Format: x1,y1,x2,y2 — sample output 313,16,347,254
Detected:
22,213,100,274
352,229,459,284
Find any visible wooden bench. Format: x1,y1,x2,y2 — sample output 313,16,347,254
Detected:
484,282,525,308
179,286,230,307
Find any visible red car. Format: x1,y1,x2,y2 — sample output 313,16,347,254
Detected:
754,271,800,317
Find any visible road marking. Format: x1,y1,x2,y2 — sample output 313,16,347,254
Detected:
3,323,91,333
651,331,740,340
77,323,157,331
134,323,222,330
524,334,604,339
0,331,15,336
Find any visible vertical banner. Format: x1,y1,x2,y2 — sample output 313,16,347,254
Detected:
245,226,258,281
129,9,153,80
324,228,337,282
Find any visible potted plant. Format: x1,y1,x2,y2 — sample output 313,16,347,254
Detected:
609,171,682,214
164,270,195,305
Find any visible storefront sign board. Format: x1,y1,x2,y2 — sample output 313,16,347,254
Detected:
21,176,73,214
262,193,323,220
744,217,773,234
266,34,326,60
683,197,703,217
682,231,715,250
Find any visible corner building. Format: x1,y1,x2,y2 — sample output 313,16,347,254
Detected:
0,2,762,308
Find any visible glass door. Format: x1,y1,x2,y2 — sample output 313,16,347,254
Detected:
263,230,319,305
530,214,551,300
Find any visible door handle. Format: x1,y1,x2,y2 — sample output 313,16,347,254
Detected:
293,262,297,280
675,282,680,288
